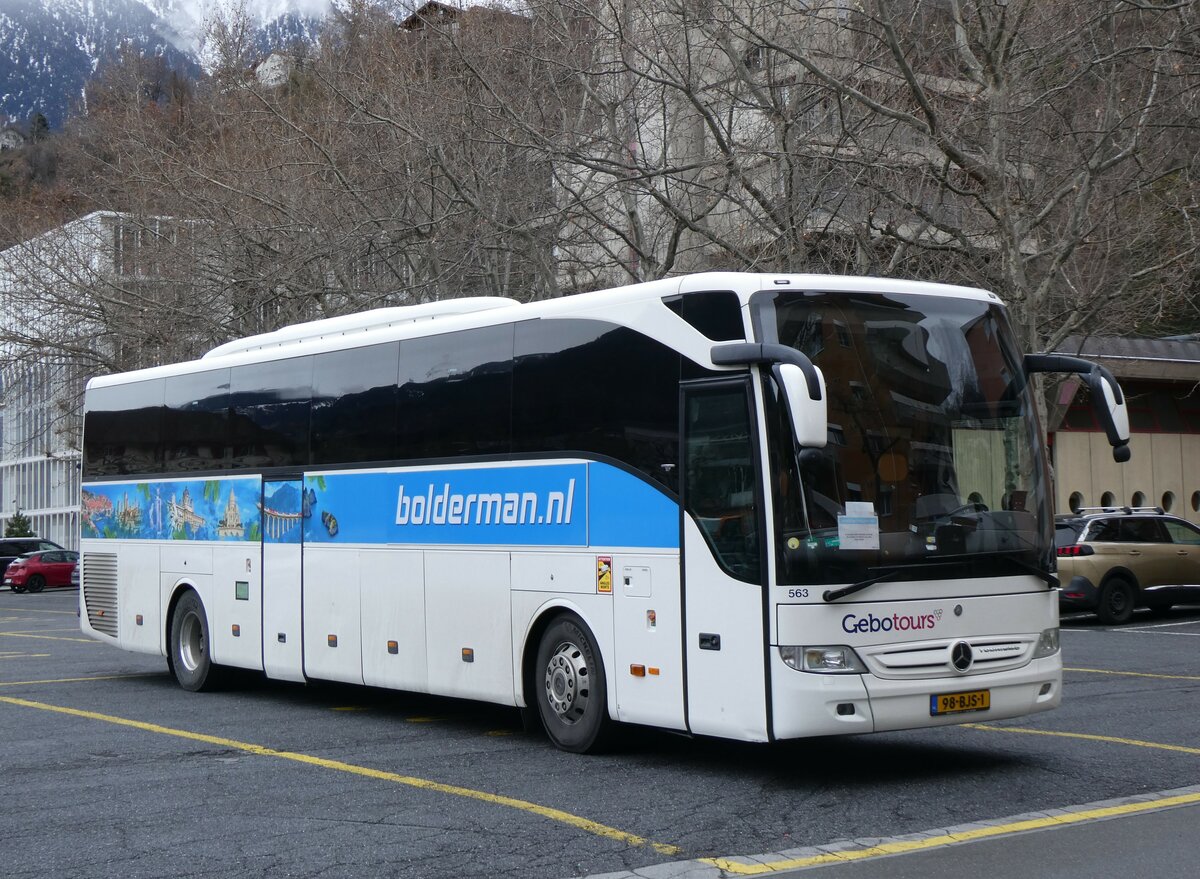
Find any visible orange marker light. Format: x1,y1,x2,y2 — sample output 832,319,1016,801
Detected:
462,647,475,663
630,664,646,677
328,634,338,647
135,614,144,626
387,640,399,655
648,667,661,676
232,624,241,637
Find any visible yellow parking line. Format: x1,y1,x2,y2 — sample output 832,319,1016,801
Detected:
698,790,1200,874
0,673,161,687
963,723,1200,755
0,695,681,856
1065,666,1200,682
0,632,96,644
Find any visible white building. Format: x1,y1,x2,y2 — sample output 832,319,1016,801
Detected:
0,362,81,548
0,211,166,549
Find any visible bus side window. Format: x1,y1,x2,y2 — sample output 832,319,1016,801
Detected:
311,342,399,466
398,325,514,460
684,382,761,584
514,319,680,492
83,379,165,477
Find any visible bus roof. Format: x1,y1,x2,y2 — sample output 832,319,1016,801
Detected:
86,272,1000,390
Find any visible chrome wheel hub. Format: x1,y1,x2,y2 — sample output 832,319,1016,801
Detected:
179,610,205,673
544,641,589,722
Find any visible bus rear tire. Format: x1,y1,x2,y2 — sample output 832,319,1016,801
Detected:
535,614,611,753
169,590,222,692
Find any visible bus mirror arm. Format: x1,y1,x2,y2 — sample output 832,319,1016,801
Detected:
711,343,822,398
1024,353,1131,463
711,343,828,448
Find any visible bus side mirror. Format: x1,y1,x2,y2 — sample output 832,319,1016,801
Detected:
775,363,828,449
1087,371,1131,462
1024,353,1131,463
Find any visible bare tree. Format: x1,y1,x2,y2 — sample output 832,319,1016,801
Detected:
513,0,1200,351
3,0,1198,407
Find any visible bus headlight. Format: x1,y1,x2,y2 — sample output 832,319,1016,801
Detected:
779,645,867,674
1033,627,1060,658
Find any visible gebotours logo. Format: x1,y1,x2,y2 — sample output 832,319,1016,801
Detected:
841,610,942,634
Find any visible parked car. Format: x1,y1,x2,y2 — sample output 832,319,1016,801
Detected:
0,538,62,581
4,549,79,594
1055,506,1200,624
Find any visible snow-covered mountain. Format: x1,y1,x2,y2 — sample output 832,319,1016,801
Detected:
0,0,331,129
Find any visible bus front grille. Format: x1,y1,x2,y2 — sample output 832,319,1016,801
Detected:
82,553,119,638
862,637,1034,679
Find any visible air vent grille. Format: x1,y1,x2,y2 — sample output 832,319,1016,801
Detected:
82,552,119,638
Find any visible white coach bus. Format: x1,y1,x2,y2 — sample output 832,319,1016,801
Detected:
79,273,1130,751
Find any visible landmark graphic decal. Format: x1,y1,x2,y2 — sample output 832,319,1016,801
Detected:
81,477,263,541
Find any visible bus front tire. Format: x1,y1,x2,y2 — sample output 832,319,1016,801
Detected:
169,590,221,692
535,614,611,753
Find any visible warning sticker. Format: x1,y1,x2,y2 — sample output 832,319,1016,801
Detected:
596,556,613,593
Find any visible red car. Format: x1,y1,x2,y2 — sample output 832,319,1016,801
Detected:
5,550,79,593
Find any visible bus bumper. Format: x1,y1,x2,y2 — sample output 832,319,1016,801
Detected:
769,652,1061,739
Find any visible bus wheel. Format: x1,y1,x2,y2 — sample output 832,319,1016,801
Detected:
535,614,611,753
1097,578,1135,626
170,590,221,692
26,574,45,594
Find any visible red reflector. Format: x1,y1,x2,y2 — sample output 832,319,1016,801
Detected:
1064,592,1085,599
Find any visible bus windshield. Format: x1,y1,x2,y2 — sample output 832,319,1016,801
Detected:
754,289,1053,587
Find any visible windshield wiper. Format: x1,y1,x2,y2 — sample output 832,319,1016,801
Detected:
821,552,1057,602
823,569,903,602
987,553,1059,588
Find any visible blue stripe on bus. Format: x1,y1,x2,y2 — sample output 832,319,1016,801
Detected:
80,462,680,549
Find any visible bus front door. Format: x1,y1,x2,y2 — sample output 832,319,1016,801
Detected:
681,380,771,741
261,477,306,682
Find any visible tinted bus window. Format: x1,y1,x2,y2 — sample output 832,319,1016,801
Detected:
163,369,230,472
513,319,680,491
83,379,165,477
663,289,744,341
397,326,514,460
230,357,313,470
311,343,400,466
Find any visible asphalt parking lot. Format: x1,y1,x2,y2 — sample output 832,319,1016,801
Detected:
3,587,1199,879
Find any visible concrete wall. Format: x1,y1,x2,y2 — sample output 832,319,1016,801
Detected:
1054,431,1200,523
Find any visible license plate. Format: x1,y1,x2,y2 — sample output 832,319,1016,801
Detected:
930,689,990,716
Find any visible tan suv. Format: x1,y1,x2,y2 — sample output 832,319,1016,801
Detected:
1056,507,1200,624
